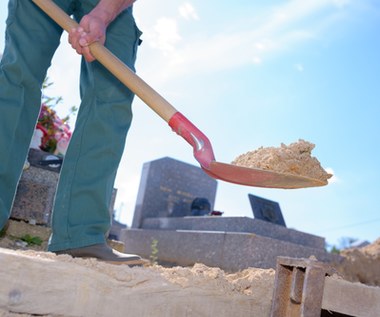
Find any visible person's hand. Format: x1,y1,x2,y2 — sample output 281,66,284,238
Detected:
68,14,107,62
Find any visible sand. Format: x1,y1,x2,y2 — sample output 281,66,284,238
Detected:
334,238,380,287
232,139,332,182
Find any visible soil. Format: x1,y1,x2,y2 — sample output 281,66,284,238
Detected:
333,238,380,287
0,219,51,251
231,139,332,182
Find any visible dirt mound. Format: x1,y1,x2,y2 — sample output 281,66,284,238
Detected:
361,237,380,256
334,238,380,287
231,139,332,182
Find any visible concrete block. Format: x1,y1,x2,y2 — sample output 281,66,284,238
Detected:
322,276,380,317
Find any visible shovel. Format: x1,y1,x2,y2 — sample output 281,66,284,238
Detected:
32,0,326,189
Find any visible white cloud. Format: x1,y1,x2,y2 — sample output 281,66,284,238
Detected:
135,0,350,80
332,0,350,8
114,171,141,224
45,34,81,125
179,2,199,21
255,42,266,50
252,56,262,65
148,17,182,54
325,167,339,184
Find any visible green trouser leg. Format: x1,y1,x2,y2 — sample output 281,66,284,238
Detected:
48,3,142,251
0,0,66,230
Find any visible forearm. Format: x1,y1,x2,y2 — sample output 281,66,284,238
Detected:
69,0,136,62
89,0,136,26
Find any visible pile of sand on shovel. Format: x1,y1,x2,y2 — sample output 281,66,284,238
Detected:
232,139,332,182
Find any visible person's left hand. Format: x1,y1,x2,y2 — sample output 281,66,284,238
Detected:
68,14,107,62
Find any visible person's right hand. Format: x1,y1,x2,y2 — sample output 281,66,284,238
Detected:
68,14,107,62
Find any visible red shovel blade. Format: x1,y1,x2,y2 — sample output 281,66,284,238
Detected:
169,112,327,189
202,161,327,189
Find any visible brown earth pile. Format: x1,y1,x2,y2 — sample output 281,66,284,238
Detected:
334,238,380,287
232,139,332,182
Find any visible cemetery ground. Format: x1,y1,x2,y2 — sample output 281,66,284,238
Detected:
0,219,379,317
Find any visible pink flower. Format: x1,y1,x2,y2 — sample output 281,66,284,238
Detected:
36,104,73,154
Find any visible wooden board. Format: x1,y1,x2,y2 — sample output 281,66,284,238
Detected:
322,276,380,317
0,248,271,317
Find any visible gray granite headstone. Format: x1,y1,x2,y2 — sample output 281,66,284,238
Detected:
11,149,118,225
11,166,59,225
248,193,286,227
131,157,218,228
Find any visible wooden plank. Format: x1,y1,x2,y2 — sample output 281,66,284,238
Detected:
322,276,380,317
0,248,271,317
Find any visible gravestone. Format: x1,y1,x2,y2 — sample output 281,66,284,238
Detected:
11,165,59,225
11,149,118,225
11,149,60,224
248,193,286,227
123,161,338,271
131,157,218,228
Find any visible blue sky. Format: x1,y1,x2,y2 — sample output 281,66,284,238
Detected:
1,0,379,248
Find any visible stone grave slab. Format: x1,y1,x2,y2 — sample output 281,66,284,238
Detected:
140,216,325,249
121,228,340,271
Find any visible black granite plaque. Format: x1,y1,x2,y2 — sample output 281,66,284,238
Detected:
248,194,286,227
132,157,218,228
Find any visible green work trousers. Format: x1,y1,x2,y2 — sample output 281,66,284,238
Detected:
0,0,142,251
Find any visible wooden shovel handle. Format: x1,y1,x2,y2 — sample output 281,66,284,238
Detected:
32,0,177,122
32,0,217,168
